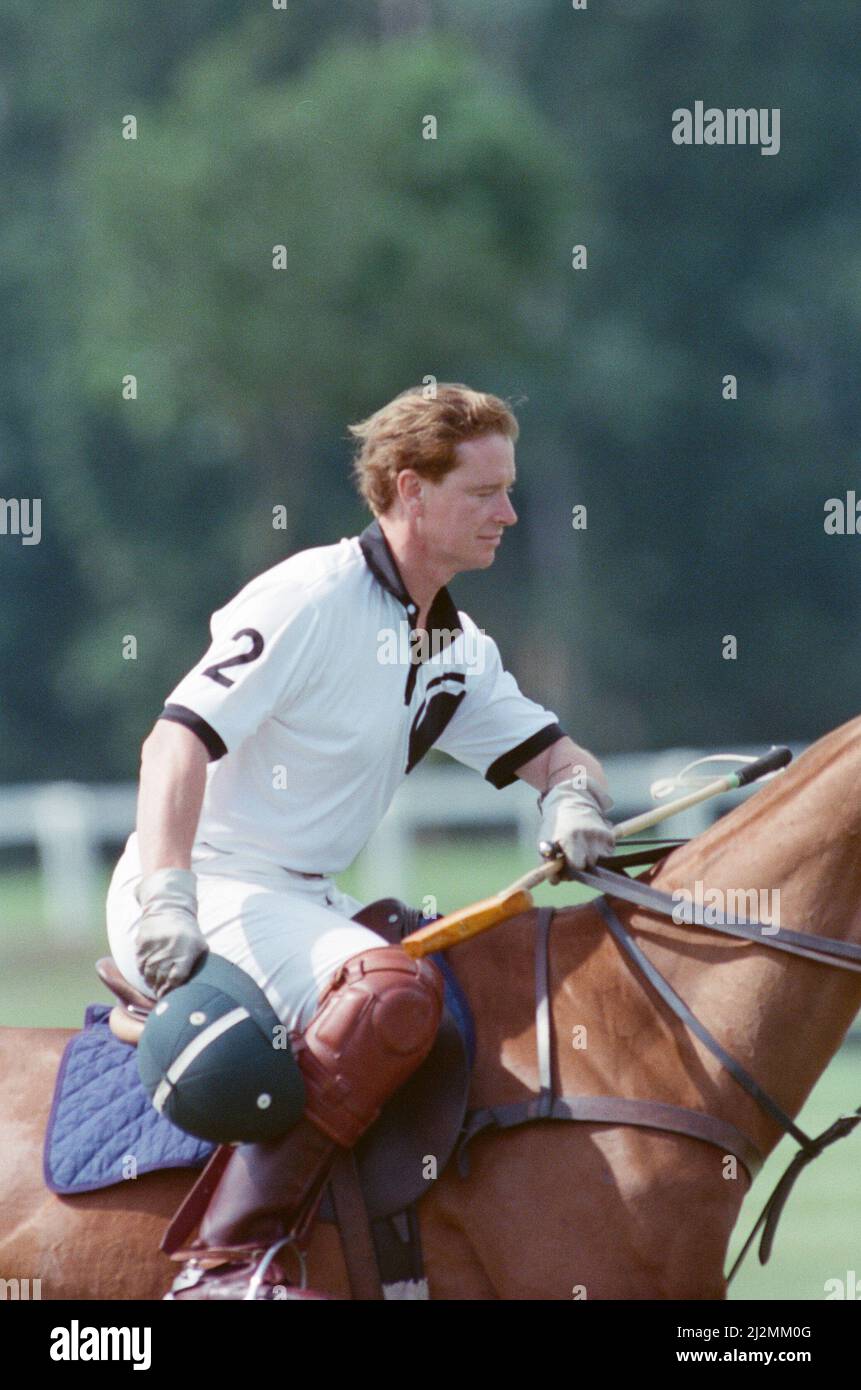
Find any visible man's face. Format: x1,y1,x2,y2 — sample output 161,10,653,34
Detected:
415,432,518,572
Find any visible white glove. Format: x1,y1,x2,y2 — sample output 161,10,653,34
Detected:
134,867,208,998
538,776,615,882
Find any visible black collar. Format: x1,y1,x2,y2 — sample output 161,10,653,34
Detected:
358,518,462,643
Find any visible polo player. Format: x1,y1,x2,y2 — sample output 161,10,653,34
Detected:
105,383,614,1298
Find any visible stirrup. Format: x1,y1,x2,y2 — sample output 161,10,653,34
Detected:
164,1259,212,1298
163,1237,308,1301
167,1240,268,1265
244,1236,308,1300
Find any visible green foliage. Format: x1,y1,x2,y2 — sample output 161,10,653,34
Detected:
2,2,861,777
71,33,573,427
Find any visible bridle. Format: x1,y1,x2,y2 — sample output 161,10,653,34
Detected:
456,841,861,1285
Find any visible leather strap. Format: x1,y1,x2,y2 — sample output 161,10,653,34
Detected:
458,904,764,1184
725,1105,861,1282
329,1149,384,1300
598,842,687,869
596,899,814,1150
534,907,554,1116
161,1144,235,1257
578,865,861,971
458,1094,763,1182
369,1206,426,1287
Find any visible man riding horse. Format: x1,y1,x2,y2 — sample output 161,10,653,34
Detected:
105,382,615,1299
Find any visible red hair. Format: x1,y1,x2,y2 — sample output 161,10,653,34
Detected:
348,383,520,515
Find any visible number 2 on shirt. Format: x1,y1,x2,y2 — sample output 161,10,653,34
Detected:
202,628,265,688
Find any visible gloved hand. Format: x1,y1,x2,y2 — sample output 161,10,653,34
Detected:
538,776,615,882
134,867,208,998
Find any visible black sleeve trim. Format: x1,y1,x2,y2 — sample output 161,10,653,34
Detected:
485,722,566,790
158,704,227,761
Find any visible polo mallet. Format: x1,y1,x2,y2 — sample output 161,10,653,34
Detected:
400,746,792,959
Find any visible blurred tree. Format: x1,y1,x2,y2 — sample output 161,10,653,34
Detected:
441,0,861,749
18,27,578,774
1,1,860,780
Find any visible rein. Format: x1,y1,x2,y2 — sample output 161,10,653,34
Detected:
456,842,861,1286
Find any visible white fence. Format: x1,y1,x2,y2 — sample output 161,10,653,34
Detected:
0,746,804,939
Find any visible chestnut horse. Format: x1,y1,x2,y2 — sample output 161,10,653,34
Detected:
2,716,861,1299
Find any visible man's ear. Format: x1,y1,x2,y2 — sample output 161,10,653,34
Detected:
397,469,424,513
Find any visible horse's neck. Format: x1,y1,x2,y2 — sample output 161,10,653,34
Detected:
644,718,861,1146
453,718,861,1158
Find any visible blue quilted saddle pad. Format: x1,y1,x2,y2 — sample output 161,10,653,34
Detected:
44,1003,215,1195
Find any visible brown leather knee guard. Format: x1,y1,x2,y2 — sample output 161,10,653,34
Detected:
289,944,444,1148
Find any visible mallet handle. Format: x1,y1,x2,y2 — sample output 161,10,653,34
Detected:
401,747,792,958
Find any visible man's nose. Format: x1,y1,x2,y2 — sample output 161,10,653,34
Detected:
495,494,517,525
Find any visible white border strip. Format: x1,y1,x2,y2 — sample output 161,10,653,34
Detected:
152,1006,250,1112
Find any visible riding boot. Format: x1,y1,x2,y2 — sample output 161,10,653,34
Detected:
197,1117,339,1253
163,943,444,1299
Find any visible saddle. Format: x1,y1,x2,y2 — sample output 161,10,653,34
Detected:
95,898,472,1297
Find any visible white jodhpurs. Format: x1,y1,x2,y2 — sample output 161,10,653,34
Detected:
105,833,389,1034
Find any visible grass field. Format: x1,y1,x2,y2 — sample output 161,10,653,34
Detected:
2,846,858,1301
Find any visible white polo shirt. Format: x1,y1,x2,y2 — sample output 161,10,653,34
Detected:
151,519,565,874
